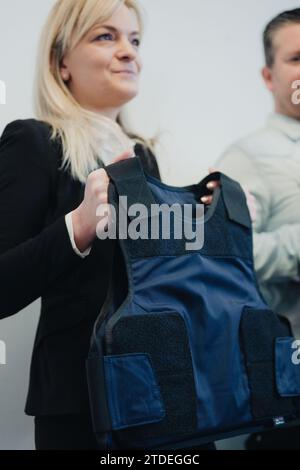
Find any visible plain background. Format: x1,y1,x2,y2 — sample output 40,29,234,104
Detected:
0,0,298,450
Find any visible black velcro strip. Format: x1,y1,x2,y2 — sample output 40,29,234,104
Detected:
108,312,198,446
240,308,295,419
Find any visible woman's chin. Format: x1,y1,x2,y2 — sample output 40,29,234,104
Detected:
114,85,139,102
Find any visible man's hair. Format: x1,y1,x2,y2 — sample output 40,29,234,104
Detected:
263,8,300,67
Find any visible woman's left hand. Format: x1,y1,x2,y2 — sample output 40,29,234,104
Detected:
200,168,257,223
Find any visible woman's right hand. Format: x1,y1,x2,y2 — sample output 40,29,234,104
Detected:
71,149,134,252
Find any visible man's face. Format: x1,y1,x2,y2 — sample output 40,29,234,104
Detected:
263,23,300,119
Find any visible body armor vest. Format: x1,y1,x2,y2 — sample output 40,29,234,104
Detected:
86,157,300,450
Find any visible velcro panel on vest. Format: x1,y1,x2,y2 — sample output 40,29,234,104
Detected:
219,173,252,229
108,312,198,445
105,157,157,219
240,308,295,419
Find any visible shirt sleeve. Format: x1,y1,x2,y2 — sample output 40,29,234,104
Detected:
65,212,92,258
0,119,85,320
217,145,300,283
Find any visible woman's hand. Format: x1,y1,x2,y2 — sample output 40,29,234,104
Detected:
201,168,257,223
71,149,134,252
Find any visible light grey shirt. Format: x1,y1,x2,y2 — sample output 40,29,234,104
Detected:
217,113,300,337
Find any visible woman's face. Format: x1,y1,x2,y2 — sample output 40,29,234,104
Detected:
60,3,142,119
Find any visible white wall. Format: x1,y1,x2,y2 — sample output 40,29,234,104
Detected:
0,0,298,450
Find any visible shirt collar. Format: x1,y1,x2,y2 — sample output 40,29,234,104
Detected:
267,112,300,141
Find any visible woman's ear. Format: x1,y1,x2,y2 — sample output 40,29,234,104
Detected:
59,53,71,82
60,61,70,82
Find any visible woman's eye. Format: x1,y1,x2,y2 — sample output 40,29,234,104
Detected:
291,56,300,62
132,38,141,47
94,34,140,47
95,33,114,41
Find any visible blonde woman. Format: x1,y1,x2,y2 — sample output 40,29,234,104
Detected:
0,0,161,450
0,0,218,450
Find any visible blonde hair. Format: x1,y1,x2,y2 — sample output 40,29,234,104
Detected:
34,0,157,183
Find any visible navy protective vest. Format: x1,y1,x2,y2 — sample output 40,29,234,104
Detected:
86,157,300,450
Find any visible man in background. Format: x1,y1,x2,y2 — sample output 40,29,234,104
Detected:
217,8,300,449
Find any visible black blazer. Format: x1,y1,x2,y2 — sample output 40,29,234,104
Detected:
0,119,161,416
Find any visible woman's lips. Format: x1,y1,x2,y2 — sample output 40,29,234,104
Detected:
114,70,136,75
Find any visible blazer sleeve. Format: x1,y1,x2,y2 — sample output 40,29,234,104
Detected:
0,120,84,320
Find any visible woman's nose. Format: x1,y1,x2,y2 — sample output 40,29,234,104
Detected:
116,38,138,61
